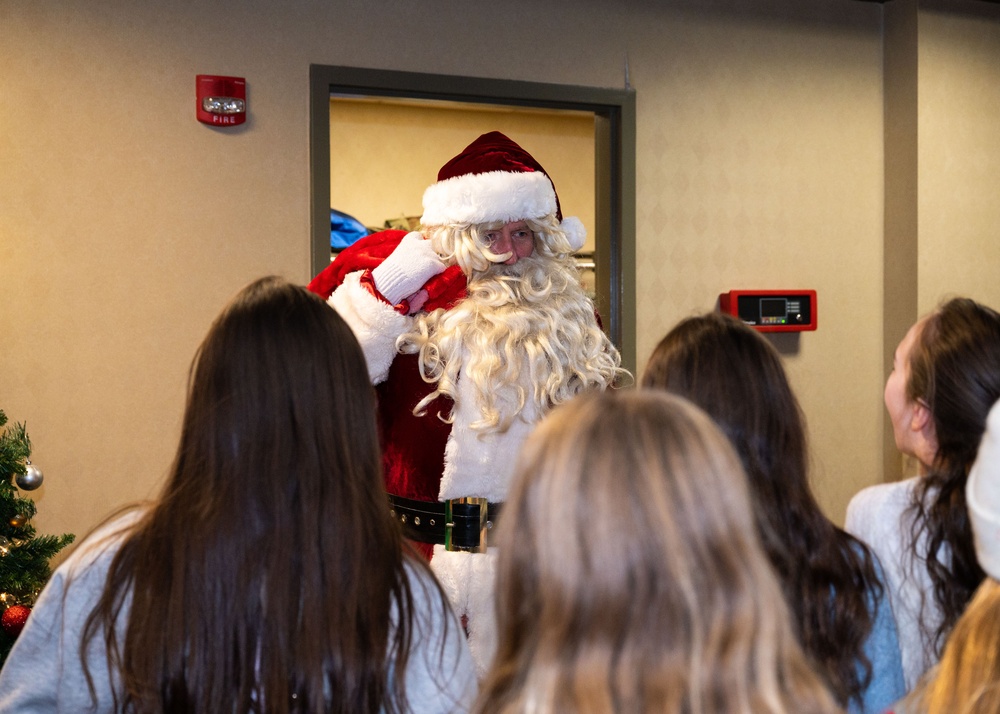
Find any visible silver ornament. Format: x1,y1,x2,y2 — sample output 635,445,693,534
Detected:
15,462,43,491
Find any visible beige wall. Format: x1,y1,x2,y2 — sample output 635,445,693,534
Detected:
3,0,999,553
918,4,1000,315
633,7,885,525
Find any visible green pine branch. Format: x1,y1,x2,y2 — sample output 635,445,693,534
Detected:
0,410,75,669
0,412,31,481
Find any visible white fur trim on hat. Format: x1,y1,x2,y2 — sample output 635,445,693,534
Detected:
968,398,1000,580
421,170,557,227
561,216,586,252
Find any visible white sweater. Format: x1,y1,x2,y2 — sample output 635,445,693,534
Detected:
845,477,944,690
0,511,477,713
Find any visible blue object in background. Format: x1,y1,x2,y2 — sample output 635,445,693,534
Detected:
331,208,369,250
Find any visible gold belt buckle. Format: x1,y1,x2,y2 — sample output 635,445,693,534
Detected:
445,497,488,553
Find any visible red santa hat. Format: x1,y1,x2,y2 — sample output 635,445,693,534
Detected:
420,131,586,251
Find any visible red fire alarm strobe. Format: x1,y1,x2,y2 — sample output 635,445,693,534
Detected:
719,290,818,332
196,75,246,126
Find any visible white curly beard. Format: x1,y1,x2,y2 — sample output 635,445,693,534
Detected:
398,252,622,434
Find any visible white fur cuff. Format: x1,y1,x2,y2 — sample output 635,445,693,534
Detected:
327,272,412,385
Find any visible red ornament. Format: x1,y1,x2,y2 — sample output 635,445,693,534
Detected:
2,605,30,637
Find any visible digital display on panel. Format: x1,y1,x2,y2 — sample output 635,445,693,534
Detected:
760,298,787,318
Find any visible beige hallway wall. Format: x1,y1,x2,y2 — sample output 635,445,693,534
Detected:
3,0,974,551
632,7,884,525
918,3,1000,316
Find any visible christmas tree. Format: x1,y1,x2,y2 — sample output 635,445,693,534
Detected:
0,409,74,667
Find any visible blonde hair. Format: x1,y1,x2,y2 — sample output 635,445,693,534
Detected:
400,215,625,433
475,390,841,714
902,578,1000,714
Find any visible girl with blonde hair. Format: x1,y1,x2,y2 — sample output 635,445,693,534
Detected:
476,390,840,714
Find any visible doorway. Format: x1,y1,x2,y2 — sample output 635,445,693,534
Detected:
309,65,636,373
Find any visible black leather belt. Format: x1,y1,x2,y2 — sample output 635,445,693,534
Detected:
388,494,502,553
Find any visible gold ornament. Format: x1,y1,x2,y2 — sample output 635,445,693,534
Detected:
9,514,26,528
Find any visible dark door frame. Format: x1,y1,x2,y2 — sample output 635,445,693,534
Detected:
309,65,636,374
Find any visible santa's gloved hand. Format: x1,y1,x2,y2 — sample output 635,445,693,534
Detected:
371,231,447,306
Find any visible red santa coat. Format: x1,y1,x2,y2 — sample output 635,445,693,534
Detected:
311,231,528,673
309,231,468,529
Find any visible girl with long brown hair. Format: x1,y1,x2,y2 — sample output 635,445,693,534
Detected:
0,277,476,713
892,398,1000,713
476,390,840,714
643,312,904,713
847,297,1000,688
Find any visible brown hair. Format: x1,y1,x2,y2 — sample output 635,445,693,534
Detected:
906,297,1000,653
476,390,839,714
642,312,882,708
81,277,446,713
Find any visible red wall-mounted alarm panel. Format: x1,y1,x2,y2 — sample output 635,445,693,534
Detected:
196,75,246,126
719,290,818,332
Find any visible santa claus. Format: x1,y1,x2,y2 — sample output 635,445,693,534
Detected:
309,131,625,673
